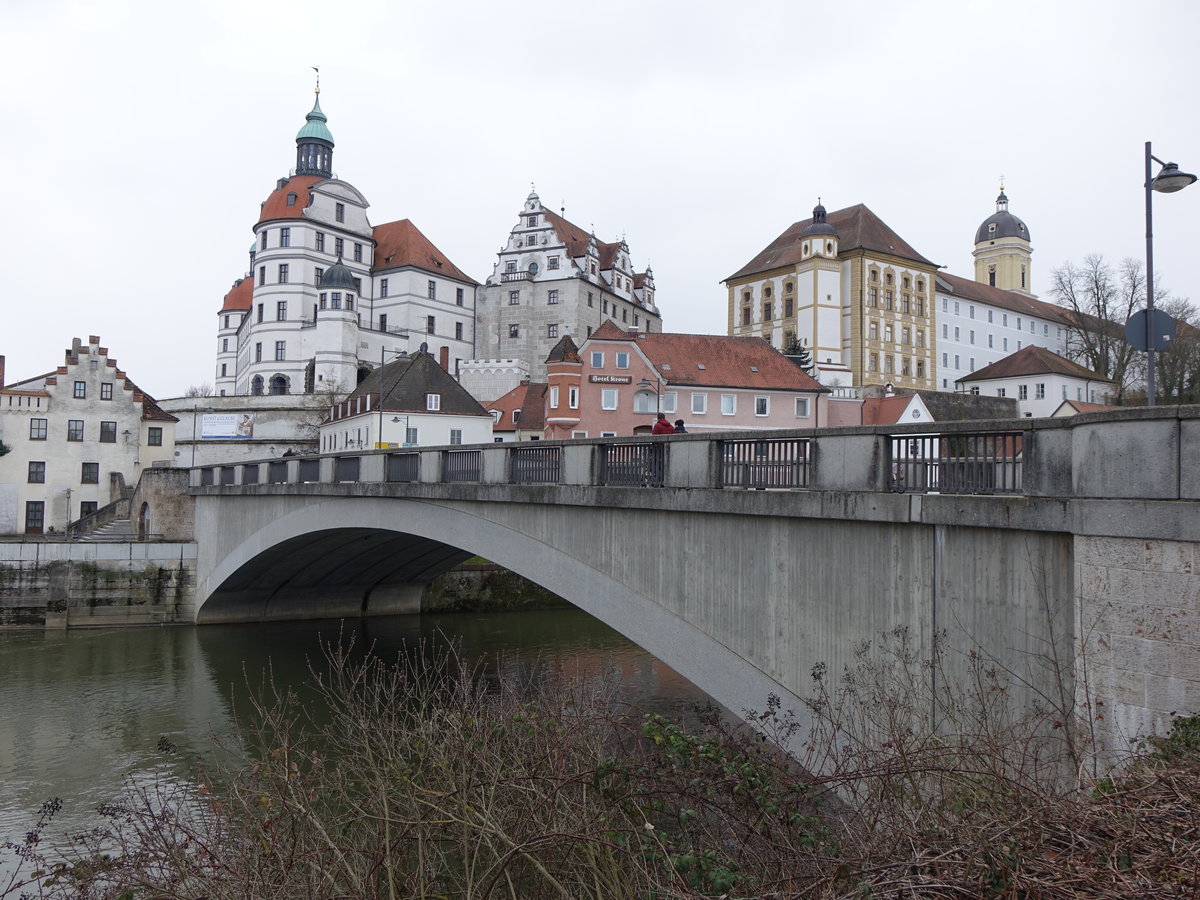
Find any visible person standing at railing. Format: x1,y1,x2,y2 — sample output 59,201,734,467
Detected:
673,419,687,433
652,413,675,435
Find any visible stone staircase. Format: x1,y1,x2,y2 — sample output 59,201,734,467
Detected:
77,518,136,541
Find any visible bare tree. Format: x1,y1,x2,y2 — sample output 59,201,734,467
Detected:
1048,255,1146,402
1154,297,1200,404
183,383,213,397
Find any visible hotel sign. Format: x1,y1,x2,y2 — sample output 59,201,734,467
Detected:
589,375,632,384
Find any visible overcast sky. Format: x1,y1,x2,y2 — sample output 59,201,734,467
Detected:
3,0,1197,398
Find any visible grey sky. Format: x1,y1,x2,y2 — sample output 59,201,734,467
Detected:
3,0,1197,398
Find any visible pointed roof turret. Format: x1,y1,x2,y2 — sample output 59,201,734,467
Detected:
295,83,334,178
799,199,838,238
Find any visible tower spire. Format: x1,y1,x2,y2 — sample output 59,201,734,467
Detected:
295,76,334,178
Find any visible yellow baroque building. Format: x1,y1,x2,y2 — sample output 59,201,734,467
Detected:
725,203,939,392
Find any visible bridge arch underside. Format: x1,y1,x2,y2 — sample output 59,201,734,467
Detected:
194,494,1075,736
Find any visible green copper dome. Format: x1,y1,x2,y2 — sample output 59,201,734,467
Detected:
295,95,334,146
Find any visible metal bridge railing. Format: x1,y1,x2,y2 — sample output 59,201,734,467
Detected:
386,452,420,483
720,438,810,489
510,445,561,484
599,442,665,487
443,449,483,483
888,432,1023,495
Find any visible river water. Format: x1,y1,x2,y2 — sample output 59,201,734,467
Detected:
0,608,716,884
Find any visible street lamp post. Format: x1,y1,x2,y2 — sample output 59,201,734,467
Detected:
1143,141,1196,406
376,346,406,448
637,377,663,415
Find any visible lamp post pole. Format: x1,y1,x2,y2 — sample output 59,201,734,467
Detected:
638,377,662,415
1143,141,1196,406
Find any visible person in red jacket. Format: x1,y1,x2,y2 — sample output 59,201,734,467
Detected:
651,412,675,434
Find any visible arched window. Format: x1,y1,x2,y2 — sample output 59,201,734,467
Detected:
251,375,264,396
269,375,289,395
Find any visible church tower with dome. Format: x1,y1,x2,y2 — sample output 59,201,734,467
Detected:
972,186,1034,297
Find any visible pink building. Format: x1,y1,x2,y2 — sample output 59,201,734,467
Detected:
543,321,828,438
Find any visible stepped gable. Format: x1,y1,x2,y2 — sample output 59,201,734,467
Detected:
257,175,324,224
220,276,253,312
963,345,1110,383
541,209,623,270
727,203,936,280
372,219,478,284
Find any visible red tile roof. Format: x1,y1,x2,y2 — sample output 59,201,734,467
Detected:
541,210,627,271
727,204,936,281
587,323,827,392
257,175,324,224
861,394,917,425
962,345,1111,383
484,381,547,432
372,219,478,285
220,276,253,312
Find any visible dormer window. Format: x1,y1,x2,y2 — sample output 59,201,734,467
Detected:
989,223,997,233
286,192,297,207
426,393,441,411
548,255,560,270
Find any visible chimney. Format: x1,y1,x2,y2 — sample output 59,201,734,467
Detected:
439,346,450,371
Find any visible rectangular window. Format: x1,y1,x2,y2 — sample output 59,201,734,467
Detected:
335,237,344,256
30,418,47,440
100,421,117,443
426,316,436,335
257,303,264,323
255,342,262,362
379,313,388,332
988,309,994,323
568,386,578,409
955,302,960,315
615,352,629,369
969,330,975,345
354,243,363,263
885,356,895,374
101,382,115,401
1003,338,1009,350
795,397,810,418
73,381,86,398
721,394,736,415
315,232,325,252
601,388,618,410
28,461,45,483
280,227,291,248
335,202,345,222
954,326,960,341
81,462,99,484
67,420,84,441
315,267,324,286
954,354,960,368
79,501,98,517
455,321,464,340
916,360,925,378
276,300,287,321
549,386,559,408
661,392,677,414
1035,383,1045,399
24,501,44,535
1019,385,1029,400
988,334,994,348
763,302,773,320
587,291,594,307
548,255,560,270
456,287,465,306
427,280,436,299
508,323,520,338
916,329,925,348
426,393,441,411
275,340,286,361
591,351,603,368
691,393,707,415
147,427,162,447
942,353,948,366
380,278,389,298
449,429,463,446
261,231,268,250
969,305,975,319
869,353,879,372
997,388,1007,397
509,291,520,305
548,289,559,305
547,323,558,338
258,266,266,286
785,298,794,317
222,338,229,352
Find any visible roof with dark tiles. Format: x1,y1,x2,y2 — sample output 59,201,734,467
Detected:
726,204,937,281
959,345,1112,383
346,351,489,417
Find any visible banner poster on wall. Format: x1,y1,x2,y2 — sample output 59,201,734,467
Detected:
201,413,255,439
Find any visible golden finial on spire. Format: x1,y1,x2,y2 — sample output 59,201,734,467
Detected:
312,66,321,94
999,173,1005,192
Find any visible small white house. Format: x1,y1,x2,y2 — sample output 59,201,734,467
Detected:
320,349,493,451
957,345,1112,418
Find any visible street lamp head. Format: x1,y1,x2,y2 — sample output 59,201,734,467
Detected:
1152,161,1197,193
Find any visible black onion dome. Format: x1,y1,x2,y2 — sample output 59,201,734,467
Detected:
975,191,1031,243
321,256,357,291
800,202,838,238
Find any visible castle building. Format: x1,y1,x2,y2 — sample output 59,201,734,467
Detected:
725,203,939,392
471,189,661,387
215,88,477,398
